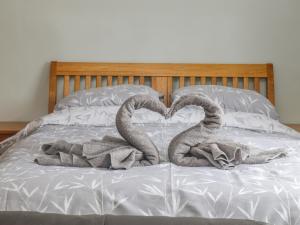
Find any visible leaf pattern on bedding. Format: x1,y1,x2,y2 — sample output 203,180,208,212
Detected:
55,85,161,111
0,110,300,225
172,85,279,120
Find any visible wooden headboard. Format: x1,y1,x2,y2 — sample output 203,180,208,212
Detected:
49,61,275,113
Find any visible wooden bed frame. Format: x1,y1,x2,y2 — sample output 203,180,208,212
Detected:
49,61,275,113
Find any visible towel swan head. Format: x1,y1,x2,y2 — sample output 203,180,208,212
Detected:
167,94,223,129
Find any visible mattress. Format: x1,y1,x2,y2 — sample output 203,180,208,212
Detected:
0,106,300,225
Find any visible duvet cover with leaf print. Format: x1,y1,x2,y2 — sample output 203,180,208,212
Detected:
0,106,300,225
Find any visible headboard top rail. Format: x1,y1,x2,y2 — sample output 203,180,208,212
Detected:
49,61,274,113
55,61,271,75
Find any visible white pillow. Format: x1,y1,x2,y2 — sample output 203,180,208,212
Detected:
172,85,279,120
55,85,161,111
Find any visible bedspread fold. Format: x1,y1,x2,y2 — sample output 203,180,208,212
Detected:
0,211,268,225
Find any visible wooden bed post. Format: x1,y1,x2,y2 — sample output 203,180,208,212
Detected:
266,63,275,105
48,61,58,113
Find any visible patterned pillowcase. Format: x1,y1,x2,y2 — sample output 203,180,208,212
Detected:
172,85,279,120
55,85,161,111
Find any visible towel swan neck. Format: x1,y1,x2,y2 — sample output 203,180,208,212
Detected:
116,95,167,166
167,94,223,166
167,94,222,129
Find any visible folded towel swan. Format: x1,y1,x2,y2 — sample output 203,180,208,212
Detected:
35,94,287,170
35,95,167,169
167,94,287,169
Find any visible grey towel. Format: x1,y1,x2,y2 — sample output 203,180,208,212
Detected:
167,95,287,169
34,137,143,169
35,95,167,169
116,94,167,166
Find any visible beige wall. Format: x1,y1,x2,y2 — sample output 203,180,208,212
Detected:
0,0,299,123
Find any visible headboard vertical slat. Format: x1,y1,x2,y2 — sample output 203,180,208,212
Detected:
243,77,249,89
85,76,91,89
167,77,173,104
254,77,260,93
153,77,168,106
179,77,184,88
128,76,134,84
139,76,145,85
117,76,123,85
222,77,227,86
74,76,81,91
48,62,276,113
96,76,101,87
211,75,217,85
190,77,195,85
151,77,156,90
107,76,113,86
63,76,70,97
232,75,238,88
200,76,206,85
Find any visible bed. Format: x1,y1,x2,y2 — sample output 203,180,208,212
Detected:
0,62,299,225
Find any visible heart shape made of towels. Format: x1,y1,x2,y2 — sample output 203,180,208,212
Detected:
115,94,222,167
36,93,287,169
35,94,223,170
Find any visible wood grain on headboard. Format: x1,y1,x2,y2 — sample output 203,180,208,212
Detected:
49,61,275,113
